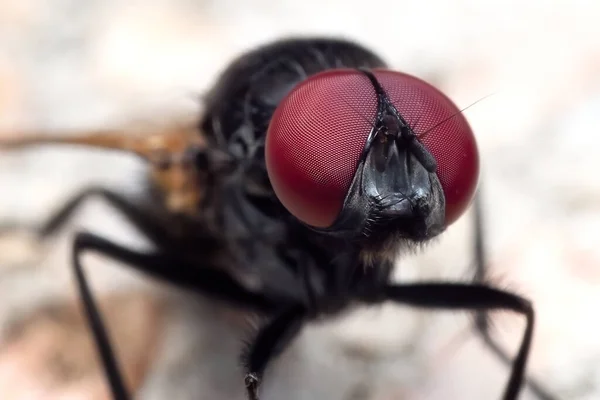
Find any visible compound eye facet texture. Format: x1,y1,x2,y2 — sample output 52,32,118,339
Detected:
265,69,377,228
373,69,479,226
265,68,479,229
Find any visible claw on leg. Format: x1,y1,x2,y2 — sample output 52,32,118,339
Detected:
245,372,261,400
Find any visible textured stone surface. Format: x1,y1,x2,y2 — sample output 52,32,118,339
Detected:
0,1,599,399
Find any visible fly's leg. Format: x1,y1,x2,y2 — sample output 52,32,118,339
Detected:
243,305,305,400
0,187,169,269
472,189,557,400
72,233,131,400
35,187,167,244
361,282,535,400
72,231,282,400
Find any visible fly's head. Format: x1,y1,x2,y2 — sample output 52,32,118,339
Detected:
265,68,479,262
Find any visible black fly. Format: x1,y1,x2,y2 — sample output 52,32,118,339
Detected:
0,37,558,400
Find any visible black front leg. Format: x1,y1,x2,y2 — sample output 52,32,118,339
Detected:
72,231,283,400
360,282,535,400
471,190,556,400
243,305,306,400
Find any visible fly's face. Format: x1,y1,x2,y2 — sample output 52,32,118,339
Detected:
265,68,479,257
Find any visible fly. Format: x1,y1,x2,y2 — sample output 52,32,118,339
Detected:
0,37,558,400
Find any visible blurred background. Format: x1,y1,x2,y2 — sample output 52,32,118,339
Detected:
0,0,599,399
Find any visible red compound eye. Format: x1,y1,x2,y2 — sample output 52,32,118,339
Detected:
265,68,479,228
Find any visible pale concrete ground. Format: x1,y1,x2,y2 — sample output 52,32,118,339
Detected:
0,0,599,399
